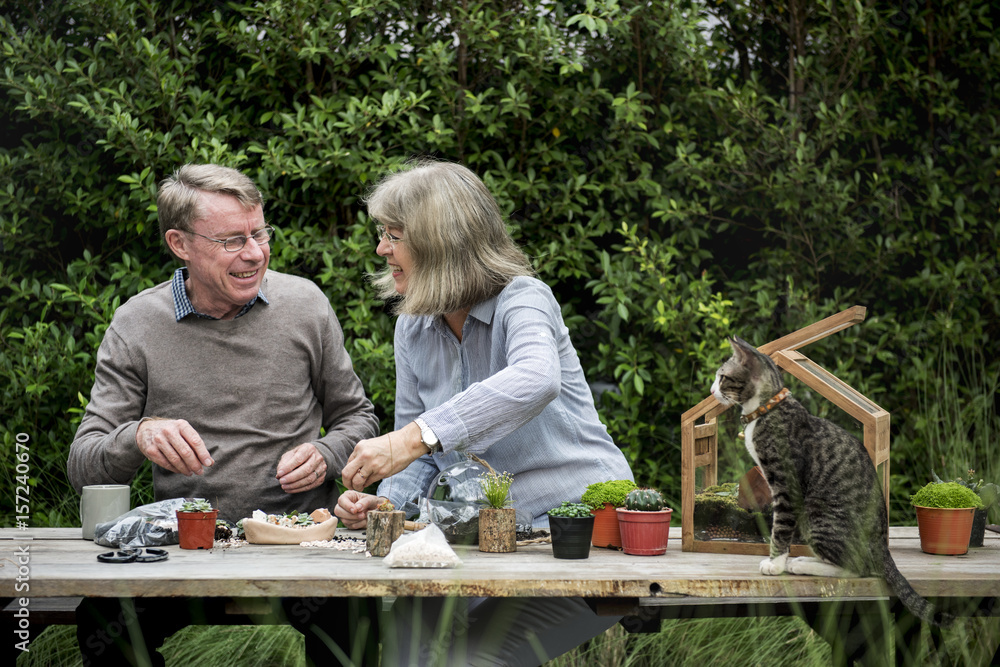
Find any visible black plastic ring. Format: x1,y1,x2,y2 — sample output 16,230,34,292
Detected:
97,550,138,563
134,548,169,562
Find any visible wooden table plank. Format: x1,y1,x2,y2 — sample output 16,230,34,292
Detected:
2,527,996,601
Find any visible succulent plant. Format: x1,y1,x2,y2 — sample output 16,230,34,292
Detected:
179,498,214,513
624,488,667,512
547,502,593,519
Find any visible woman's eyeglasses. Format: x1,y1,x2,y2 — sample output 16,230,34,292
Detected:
375,224,404,246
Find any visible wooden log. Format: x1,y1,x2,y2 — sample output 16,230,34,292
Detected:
737,466,772,511
479,508,517,553
366,510,404,557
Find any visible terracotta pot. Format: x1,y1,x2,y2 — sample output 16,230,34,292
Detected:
914,506,974,555
548,516,594,559
176,510,219,550
590,503,622,549
969,507,988,548
616,508,672,556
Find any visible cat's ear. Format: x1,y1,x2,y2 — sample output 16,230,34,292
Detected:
729,336,756,361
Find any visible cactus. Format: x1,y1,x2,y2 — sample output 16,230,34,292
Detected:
624,488,667,512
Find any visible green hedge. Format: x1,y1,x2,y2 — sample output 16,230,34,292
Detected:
2,0,998,526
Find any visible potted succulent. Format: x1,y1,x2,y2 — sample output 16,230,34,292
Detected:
911,482,982,555
616,488,673,556
367,498,405,557
176,498,218,550
478,470,516,553
546,502,595,559
581,479,637,549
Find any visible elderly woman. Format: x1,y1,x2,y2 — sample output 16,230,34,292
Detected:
336,159,633,666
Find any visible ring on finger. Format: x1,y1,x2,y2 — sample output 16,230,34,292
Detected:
314,470,320,480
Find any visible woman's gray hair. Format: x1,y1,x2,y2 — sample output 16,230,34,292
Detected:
365,159,534,316
157,164,264,254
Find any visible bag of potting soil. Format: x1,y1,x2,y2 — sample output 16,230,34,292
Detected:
94,498,185,548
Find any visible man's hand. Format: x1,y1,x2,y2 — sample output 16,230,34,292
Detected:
341,422,428,492
136,418,214,476
276,443,328,493
334,491,385,530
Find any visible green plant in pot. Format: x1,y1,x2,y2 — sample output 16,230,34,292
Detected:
935,469,999,548
176,498,218,550
581,479,636,549
911,482,982,555
616,488,673,556
546,502,595,559
478,471,516,553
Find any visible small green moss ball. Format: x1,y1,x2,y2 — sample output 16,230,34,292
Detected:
911,481,982,509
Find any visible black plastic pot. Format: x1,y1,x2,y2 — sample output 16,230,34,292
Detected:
548,515,595,559
969,507,988,547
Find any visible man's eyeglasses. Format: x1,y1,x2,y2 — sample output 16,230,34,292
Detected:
375,224,404,246
185,226,275,252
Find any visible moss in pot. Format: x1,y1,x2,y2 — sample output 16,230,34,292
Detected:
581,479,636,549
911,482,981,555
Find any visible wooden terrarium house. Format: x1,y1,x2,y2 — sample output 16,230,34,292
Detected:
680,306,891,555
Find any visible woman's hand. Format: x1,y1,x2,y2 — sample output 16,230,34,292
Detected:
342,422,428,491
334,491,385,530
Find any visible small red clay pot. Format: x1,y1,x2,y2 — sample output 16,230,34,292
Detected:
176,510,219,550
616,507,672,556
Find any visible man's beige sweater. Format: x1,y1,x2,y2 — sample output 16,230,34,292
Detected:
69,270,379,522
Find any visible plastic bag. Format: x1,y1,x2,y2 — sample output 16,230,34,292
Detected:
383,523,462,568
417,497,480,544
93,498,186,548
407,457,533,543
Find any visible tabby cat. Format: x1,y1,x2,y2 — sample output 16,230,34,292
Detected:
710,336,950,626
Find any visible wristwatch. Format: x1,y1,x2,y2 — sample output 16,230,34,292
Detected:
414,418,441,454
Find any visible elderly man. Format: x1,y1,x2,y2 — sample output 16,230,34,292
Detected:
69,163,380,666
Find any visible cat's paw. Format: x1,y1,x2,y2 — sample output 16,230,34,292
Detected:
760,553,788,575
787,557,857,578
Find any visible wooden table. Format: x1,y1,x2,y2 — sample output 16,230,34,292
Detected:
3,526,998,664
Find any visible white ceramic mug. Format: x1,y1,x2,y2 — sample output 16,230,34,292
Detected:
80,484,131,540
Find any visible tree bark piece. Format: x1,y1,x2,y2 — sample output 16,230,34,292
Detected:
479,508,516,553
366,510,405,557
737,466,772,511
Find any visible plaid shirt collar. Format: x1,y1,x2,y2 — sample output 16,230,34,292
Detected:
171,267,269,322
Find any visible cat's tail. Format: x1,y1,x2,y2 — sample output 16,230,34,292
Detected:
882,552,954,627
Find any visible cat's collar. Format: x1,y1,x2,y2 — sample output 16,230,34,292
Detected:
740,387,790,425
